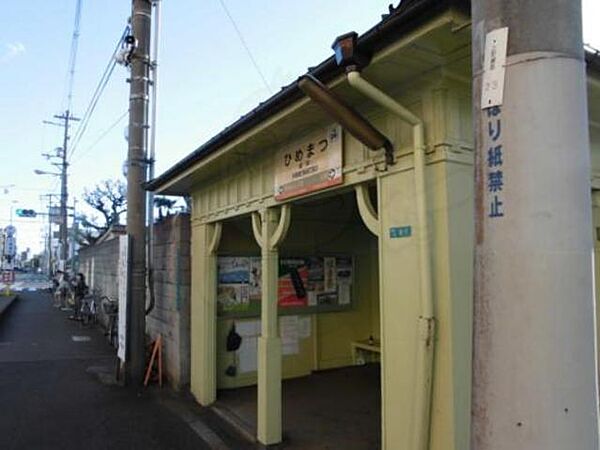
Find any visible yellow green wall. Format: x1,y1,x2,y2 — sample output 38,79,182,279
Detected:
186,12,600,448
179,14,600,448
187,71,478,449
214,195,380,388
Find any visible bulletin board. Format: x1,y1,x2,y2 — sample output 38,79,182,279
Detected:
216,255,354,318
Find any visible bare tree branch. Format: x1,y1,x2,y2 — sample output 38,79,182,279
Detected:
80,179,127,245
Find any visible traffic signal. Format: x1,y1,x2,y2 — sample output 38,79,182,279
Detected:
15,209,36,218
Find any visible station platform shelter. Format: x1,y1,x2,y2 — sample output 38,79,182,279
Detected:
147,1,600,448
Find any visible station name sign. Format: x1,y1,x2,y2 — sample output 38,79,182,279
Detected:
274,124,343,201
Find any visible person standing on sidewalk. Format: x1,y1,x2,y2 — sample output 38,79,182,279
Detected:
69,273,88,321
52,270,63,308
58,271,71,311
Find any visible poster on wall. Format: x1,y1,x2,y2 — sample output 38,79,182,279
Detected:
248,258,261,298
236,319,260,373
217,255,353,316
280,315,300,355
278,258,309,307
336,257,352,306
273,124,343,201
217,257,252,314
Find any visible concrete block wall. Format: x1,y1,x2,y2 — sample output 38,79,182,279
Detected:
79,237,120,329
77,214,191,390
147,213,191,390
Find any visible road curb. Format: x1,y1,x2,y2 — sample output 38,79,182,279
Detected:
209,403,257,444
147,388,256,449
0,294,18,319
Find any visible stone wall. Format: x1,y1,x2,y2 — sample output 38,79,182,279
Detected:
77,213,191,390
147,213,191,390
79,237,120,329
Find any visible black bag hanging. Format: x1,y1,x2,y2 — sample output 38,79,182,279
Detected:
226,323,242,352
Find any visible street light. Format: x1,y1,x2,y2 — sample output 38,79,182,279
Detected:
34,169,61,176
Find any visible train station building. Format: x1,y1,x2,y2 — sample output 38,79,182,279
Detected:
147,0,600,448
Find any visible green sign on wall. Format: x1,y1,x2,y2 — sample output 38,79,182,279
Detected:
389,226,412,239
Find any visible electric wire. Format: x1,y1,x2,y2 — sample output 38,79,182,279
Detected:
8,187,61,193
68,25,130,161
217,0,272,93
68,24,129,159
68,59,117,158
61,0,83,112
71,110,129,165
66,0,82,112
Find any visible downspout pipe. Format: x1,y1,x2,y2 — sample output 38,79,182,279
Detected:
145,0,161,316
346,70,435,450
298,74,395,165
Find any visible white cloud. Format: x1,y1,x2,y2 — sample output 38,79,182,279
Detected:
583,0,600,50
0,42,26,64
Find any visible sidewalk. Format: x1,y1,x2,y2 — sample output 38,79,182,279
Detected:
0,293,18,318
0,289,251,450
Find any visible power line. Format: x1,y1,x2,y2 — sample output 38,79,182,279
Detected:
7,187,60,193
217,0,272,93
68,60,117,158
68,25,130,161
71,110,129,165
64,0,83,112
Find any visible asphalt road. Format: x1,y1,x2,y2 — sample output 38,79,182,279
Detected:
0,271,52,291
0,286,213,450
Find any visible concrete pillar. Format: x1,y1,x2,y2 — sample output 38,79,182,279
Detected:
471,2,599,448
190,221,221,405
256,207,282,445
593,190,600,379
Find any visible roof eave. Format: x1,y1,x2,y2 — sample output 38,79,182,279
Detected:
146,0,469,194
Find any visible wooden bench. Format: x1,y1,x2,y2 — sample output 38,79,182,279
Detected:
351,338,381,365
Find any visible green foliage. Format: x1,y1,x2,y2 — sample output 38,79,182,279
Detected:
153,196,177,221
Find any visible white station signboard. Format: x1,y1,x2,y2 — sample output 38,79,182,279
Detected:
274,124,343,201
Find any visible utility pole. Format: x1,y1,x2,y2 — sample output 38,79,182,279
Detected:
471,2,599,449
126,0,151,383
53,111,79,266
47,201,53,276
40,193,58,277
70,198,78,264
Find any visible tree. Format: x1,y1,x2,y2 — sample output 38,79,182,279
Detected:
183,195,192,213
75,214,106,247
153,196,177,221
77,179,127,246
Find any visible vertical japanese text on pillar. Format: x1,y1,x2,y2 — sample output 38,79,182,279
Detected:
486,106,505,218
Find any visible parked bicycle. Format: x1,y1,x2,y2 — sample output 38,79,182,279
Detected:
101,296,119,348
80,288,101,326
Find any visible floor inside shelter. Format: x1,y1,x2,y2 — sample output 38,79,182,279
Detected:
215,364,381,449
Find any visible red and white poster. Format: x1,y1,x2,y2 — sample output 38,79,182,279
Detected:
278,259,310,307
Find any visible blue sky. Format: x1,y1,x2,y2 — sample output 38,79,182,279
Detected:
1,1,599,255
